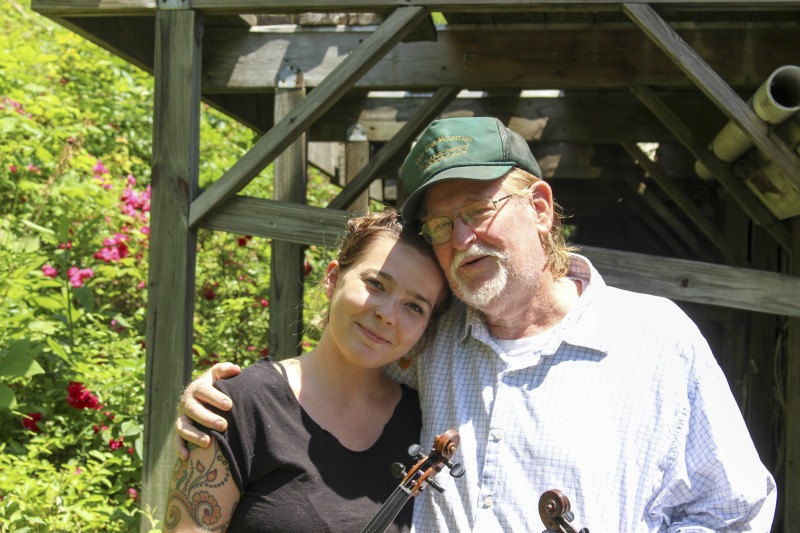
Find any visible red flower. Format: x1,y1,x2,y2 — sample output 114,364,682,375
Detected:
22,412,42,432
304,260,313,277
109,436,124,451
67,382,102,410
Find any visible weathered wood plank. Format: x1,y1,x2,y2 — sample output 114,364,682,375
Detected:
269,87,308,360
629,85,794,251
188,1,800,16
580,244,800,317
623,2,800,193
142,8,201,528
201,25,799,92
189,6,429,227
199,196,349,247
786,216,800,531
31,0,800,17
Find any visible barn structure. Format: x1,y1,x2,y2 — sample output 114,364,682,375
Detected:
31,1,800,530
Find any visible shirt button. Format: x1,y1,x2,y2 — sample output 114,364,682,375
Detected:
492,429,504,441
483,496,494,508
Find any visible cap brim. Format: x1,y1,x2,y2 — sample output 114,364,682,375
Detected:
400,164,513,222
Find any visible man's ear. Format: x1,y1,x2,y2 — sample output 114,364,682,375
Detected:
529,180,555,235
324,261,340,298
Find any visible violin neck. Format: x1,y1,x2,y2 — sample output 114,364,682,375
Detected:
360,485,413,533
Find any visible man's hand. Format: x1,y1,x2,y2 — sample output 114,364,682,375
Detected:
174,362,241,460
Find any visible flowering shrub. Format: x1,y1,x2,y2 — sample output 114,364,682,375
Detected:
0,2,343,531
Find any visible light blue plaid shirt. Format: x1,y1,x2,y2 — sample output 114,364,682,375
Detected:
388,254,776,532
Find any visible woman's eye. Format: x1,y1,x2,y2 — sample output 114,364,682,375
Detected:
366,278,383,290
407,302,424,315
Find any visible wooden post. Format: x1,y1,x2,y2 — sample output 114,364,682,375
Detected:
344,123,371,213
786,216,800,532
141,6,201,530
269,68,308,360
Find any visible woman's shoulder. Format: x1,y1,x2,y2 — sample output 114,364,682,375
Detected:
214,357,291,405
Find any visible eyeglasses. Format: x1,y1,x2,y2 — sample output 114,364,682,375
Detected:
419,194,514,245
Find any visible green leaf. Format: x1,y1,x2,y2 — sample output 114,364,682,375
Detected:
32,295,64,311
73,286,94,311
0,383,18,409
45,337,72,364
0,352,45,378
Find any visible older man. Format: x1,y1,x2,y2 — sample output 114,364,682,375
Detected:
177,117,776,532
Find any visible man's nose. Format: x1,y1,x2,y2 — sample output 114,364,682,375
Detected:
450,217,477,250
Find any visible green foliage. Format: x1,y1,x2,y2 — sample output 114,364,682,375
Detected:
0,1,342,530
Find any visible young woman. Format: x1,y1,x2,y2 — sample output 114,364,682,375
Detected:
163,211,449,533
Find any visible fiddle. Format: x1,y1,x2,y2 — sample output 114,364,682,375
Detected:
539,489,590,533
360,429,465,533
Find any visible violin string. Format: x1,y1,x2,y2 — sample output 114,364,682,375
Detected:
361,484,413,533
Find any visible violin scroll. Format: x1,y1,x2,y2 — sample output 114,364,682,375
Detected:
396,429,465,495
539,489,589,533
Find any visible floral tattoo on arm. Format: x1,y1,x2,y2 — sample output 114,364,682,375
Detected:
165,441,237,531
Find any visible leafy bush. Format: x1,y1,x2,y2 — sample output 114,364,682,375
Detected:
0,1,342,530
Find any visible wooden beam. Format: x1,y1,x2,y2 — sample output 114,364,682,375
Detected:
189,6,429,227
269,87,308,360
786,216,800,531
328,86,461,210
31,0,800,17
621,141,748,266
200,24,799,92
199,196,349,247
629,85,794,251
579,245,800,318
623,2,800,193
142,8,201,527
188,1,800,16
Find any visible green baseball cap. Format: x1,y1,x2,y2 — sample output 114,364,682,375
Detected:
400,116,541,222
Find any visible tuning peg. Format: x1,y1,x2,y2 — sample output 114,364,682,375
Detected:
427,478,445,493
448,461,465,478
407,444,423,458
390,462,407,479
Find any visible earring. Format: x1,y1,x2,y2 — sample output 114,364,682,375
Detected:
399,339,422,370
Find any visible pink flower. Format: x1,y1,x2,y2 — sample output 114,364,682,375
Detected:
9,165,17,173
259,298,269,308
67,267,94,288
92,160,108,176
128,488,138,500
127,447,135,455
137,280,146,290
109,436,124,450
94,233,129,263
110,319,125,332
74,467,83,475
66,382,102,410
22,412,42,432
41,264,58,278
58,241,72,250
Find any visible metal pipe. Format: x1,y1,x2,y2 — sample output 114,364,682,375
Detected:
695,65,800,179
